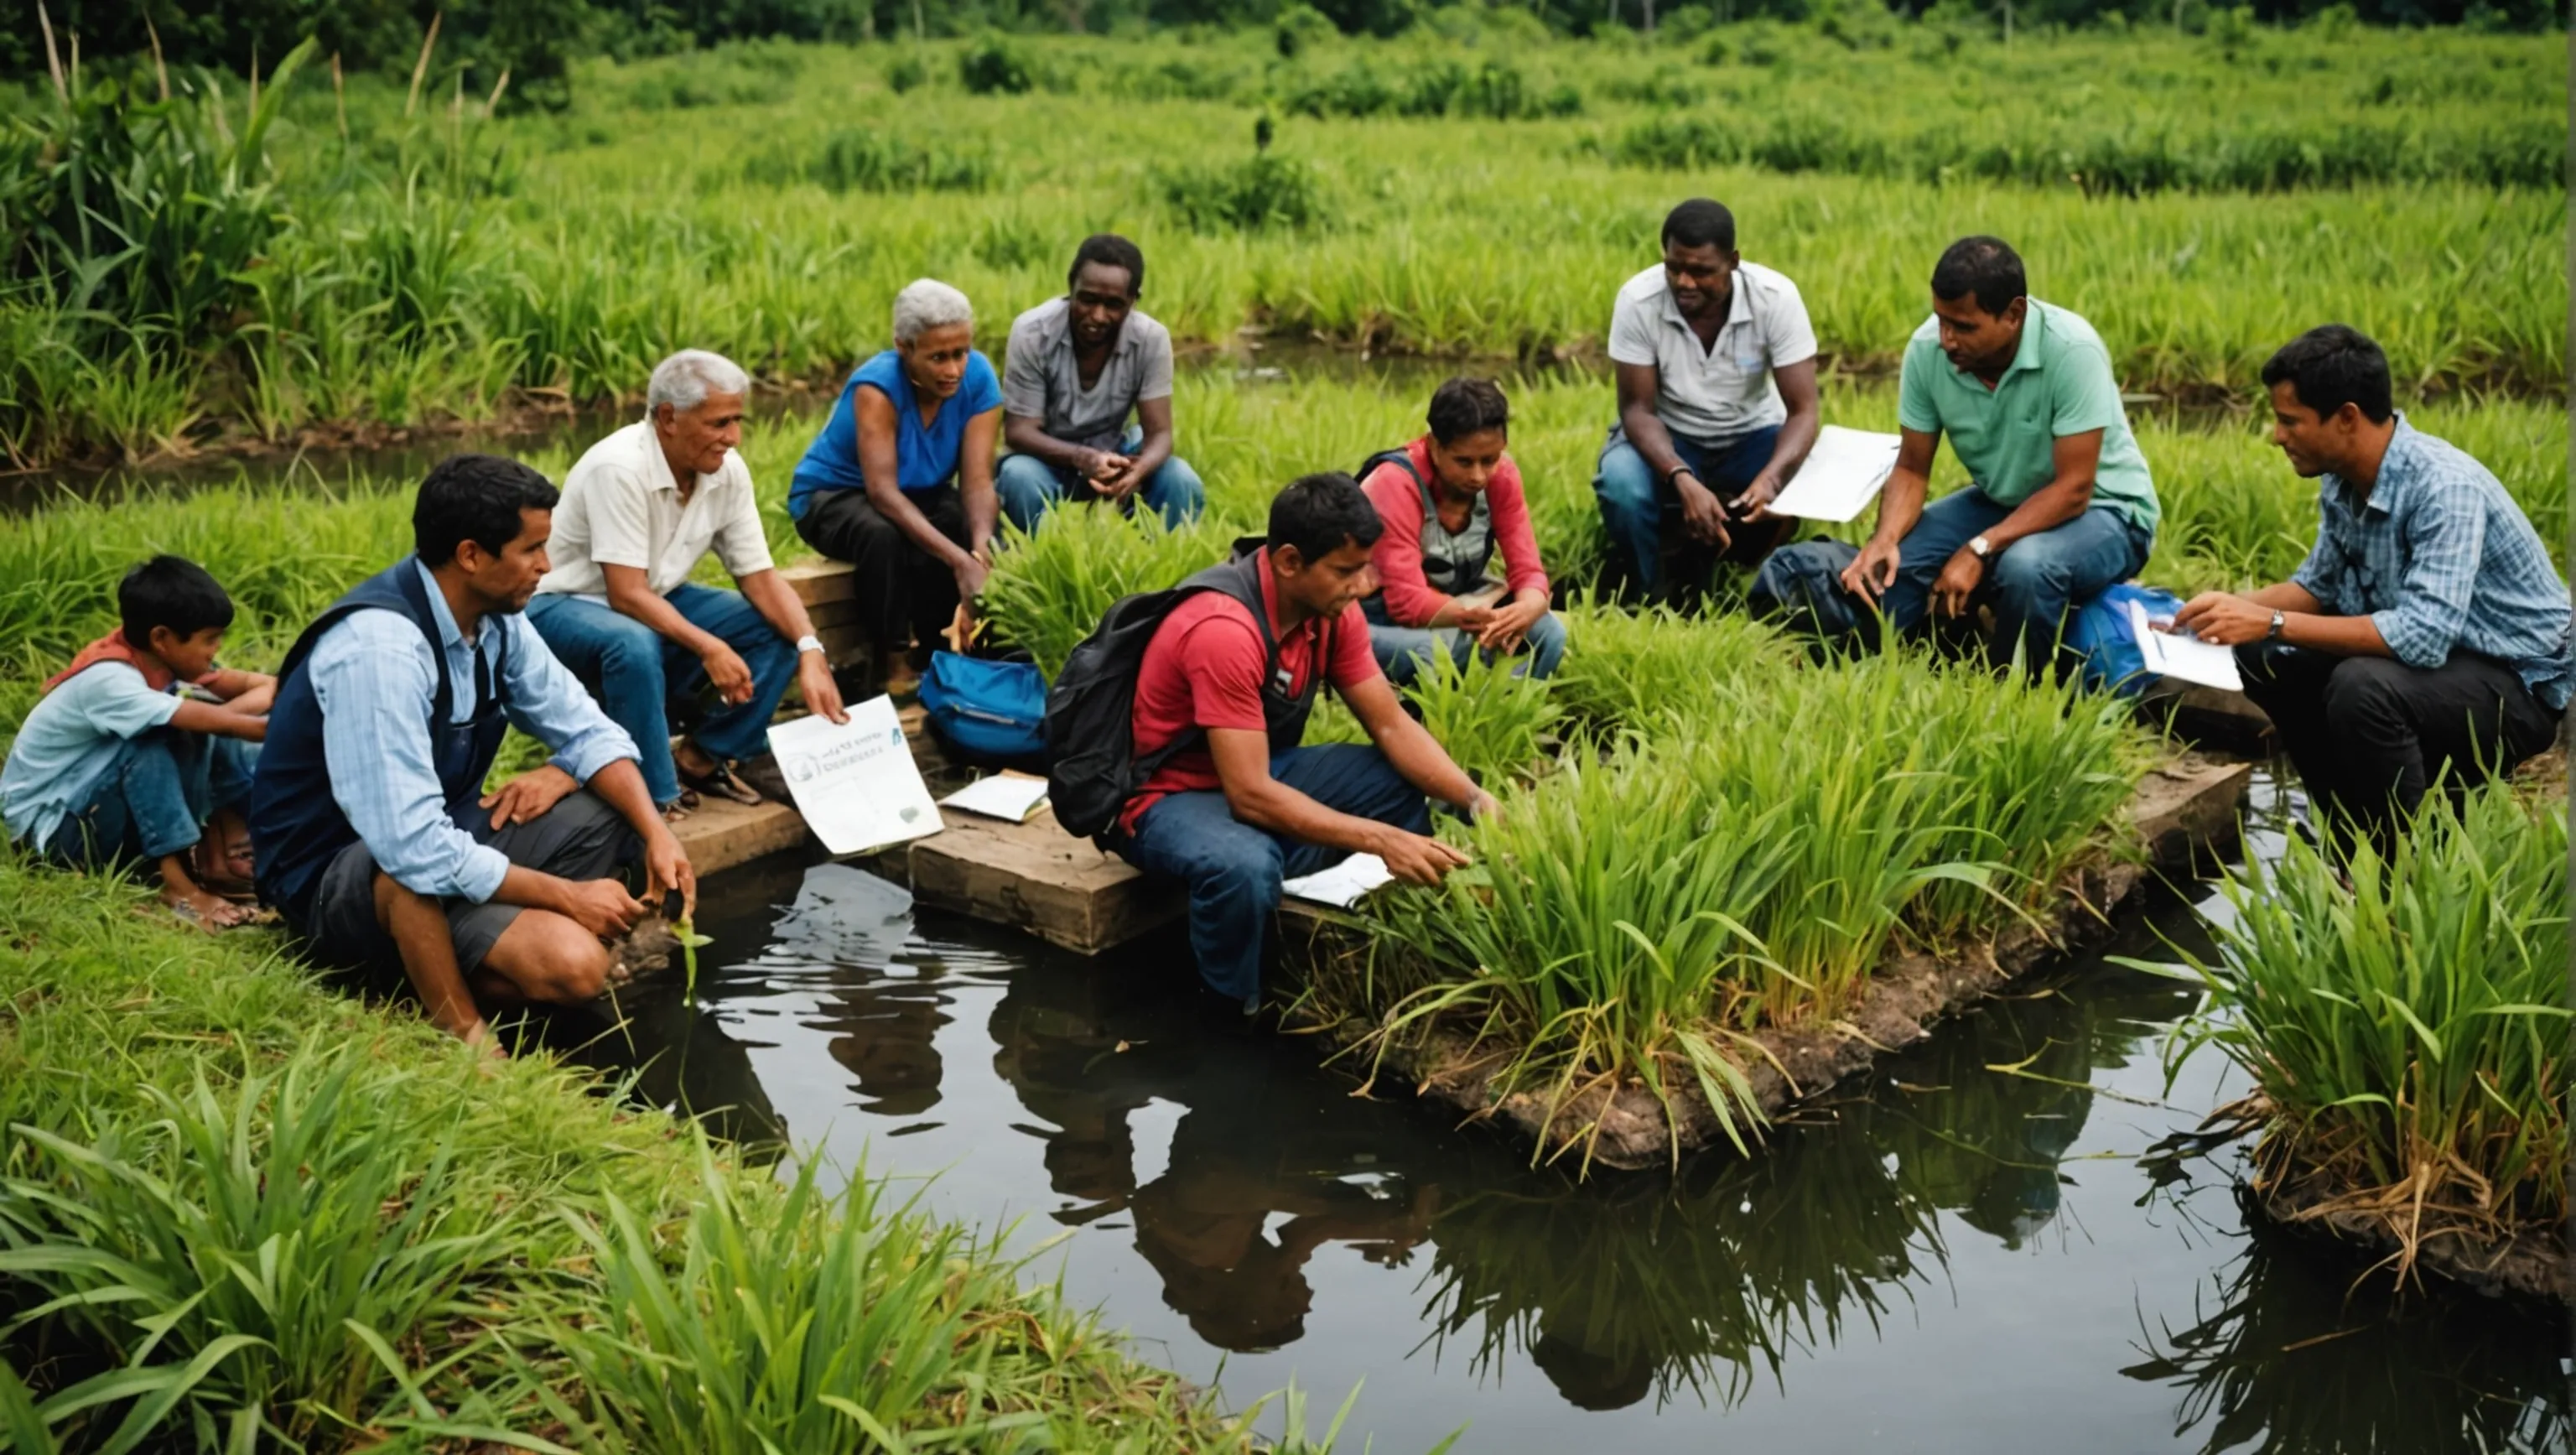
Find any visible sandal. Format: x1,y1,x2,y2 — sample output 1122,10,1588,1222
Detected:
677,758,761,807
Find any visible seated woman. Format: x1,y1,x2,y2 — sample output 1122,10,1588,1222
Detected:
1358,378,1566,684
790,278,1004,693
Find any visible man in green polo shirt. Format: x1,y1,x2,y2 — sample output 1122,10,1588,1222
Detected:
1756,236,2158,675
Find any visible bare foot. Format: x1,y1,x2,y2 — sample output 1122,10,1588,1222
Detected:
162,884,249,932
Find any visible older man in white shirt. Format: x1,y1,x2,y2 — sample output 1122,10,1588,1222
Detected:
527,350,845,816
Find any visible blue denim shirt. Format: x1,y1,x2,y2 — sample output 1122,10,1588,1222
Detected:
2292,416,2572,711
304,561,637,903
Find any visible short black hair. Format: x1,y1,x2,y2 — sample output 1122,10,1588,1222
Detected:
1930,236,2026,318
413,454,559,567
1660,197,1736,253
2261,325,2394,424
1268,473,1382,562
1068,233,1145,297
118,555,234,644
1426,377,1510,444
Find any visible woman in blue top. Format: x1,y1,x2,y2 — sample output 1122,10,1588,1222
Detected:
792,278,1004,692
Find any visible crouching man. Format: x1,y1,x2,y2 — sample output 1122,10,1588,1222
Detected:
250,455,697,1055
2173,325,2568,849
1114,474,1498,1011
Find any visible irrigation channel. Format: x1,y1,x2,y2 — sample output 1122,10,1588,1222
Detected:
547,768,2563,1453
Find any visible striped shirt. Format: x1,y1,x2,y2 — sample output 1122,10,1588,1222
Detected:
2291,416,2572,710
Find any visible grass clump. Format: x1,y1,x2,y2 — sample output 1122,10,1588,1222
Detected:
746,127,1000,195
981,507,1219,680
2156,782,2570,1281
1156,153,1326,234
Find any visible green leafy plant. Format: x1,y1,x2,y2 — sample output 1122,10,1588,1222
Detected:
981,507,1218,680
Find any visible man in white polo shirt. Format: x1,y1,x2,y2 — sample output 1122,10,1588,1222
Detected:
1595,197,1823,602
527,350,845,818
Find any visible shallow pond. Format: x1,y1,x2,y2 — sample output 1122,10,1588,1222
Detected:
562,774,2568,1453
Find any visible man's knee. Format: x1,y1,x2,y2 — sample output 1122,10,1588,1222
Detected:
2322,657,2413,728
593,612,666,674
1593,442,1656,510
497,912,612,1004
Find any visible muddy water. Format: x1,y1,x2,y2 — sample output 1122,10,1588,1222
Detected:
563,777,2568,1453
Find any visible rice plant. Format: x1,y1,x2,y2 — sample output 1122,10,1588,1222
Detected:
980,507,1219,679
1403,646,1566,787
2156,782,2571,1272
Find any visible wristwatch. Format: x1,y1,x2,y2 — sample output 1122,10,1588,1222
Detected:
2265,610,2284,642
1967,534,1993,560
795,633,825,656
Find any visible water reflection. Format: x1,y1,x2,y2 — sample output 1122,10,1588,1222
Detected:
617,856,2567,1447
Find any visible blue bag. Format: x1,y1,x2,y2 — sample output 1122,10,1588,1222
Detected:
917,652,1047,767
2067,582,2189,697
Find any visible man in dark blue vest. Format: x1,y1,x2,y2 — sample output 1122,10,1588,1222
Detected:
251,455,696,1056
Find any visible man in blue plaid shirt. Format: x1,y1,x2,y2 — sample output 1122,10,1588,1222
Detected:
2172,325,2568,848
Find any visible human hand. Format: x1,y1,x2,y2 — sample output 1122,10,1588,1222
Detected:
480,762,579,829
1732,472,1783,522
1476,598,1547,653
1674,472,1732,550
557,877,649,939
1092,455,1142,497
953,553,992,602
1446,602,1497,637
641,826,698,924
1377,829,1471,886
226,675,278,715
1932,548,1987,619
797,651,849,724
702,643,756,705
1466,788,1504,824
2169,591,2273,646
1080,448,1133,483
461,1018,509,1062
1839,538,1903,600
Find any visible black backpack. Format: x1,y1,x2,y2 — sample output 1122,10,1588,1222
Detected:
1043,540,1321,844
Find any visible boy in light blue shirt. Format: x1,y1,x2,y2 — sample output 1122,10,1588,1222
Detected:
3,557,273,928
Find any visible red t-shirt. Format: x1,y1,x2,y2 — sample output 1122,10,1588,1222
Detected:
1361,436,1552,628
1121,553,1381,834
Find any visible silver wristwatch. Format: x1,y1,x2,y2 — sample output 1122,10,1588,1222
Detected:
795,633,825,656
1967,534,1993,560
2265,611,2284,642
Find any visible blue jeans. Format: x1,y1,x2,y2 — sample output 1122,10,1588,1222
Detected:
45,729,257,867
996,428,1206,533
1362,596,1569,685
1120,744,1432,1007
527,585,799,808
1594,423,1782,599
1762,491,2152,673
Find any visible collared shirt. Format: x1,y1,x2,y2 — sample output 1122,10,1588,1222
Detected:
2291,416,2572,709
304,560,637,903
1001,297,1176,453
1897,300,2160,537
538,419,774,600
1605,261,1817,443
788,349,1004,521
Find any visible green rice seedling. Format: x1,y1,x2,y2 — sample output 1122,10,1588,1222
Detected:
0,1045,507,1450
2155,782,2570,1270
1402,647,1566,787
1545,599,1799,736
1156,151,1327,235
980,507,1220,679
1364,736,1805,1162
528,1141,1012,1452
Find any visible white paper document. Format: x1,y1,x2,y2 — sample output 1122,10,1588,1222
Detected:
1280,852,1394,910
1765,425,1903,522
2126,600,2245,693
940,771,1052,824
766,697,945,856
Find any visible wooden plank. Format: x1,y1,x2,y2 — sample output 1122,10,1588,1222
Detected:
671,796,811,877
807,597,860,632
781,559,855,607
816,621,870,671
906,805,1182,955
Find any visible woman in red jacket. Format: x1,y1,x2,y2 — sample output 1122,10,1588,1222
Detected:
1359,378,1567,683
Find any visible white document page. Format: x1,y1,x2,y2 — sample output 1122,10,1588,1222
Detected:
2126,600,2245,693
940,771,1052,824
1280,852,1394,910
1765,425,1903,523
766,697,945,855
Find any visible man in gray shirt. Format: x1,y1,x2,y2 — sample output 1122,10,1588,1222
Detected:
998,235,1206,533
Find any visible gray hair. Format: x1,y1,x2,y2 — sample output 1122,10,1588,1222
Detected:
646,349,750,418
891,278,973,345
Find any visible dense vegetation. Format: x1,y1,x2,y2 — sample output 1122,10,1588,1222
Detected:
2,23,2563,467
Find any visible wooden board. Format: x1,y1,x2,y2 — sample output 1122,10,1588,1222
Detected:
781,559,856,606
905,805,1182,955
671,796,812,877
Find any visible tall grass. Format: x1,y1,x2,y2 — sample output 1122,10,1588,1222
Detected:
979,507,1220,680
2158,783,2570,1268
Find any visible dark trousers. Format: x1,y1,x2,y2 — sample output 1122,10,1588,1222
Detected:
2236,642,2558,844
1119,745,1432,1008
794,483,972,666
1593,423,1786,601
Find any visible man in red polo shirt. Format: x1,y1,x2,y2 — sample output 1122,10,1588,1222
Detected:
1118,473,1498,1011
